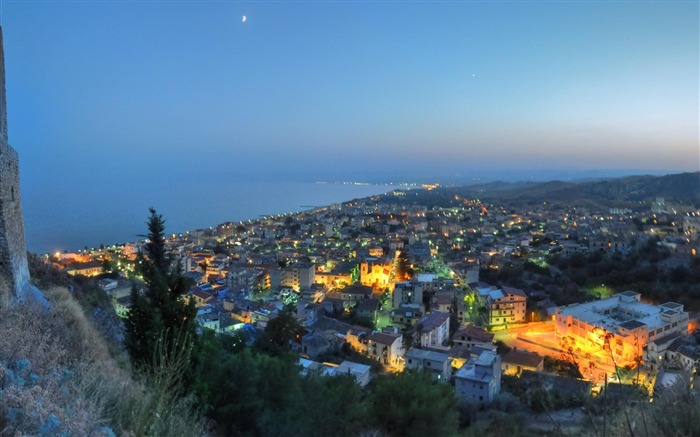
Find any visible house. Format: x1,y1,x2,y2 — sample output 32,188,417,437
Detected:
64,261,104,277
114,295,130,318
270,263,315,292
454,349,502,404
416,311,450,348
432,294,454,313
197,313,220,332
314,261,359,288
301,330,340,358
391,304,423,327
405,348,452,382
356,298,380,323
450,343,498,369
366,332,404,370
97,278,118,291
298,359,372,387
296,301,323,323
392,282,424,310
187,288,214,307
452,325,494,350
346,327,371,354
486,286,527,326
340,284,373,302
501,348,544,376
644,331,684,372
647,333,700,373
334,360,372,387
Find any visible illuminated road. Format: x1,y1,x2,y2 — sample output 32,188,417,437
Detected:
493,321,625,386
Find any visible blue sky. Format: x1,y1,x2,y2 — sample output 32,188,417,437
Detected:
4,1,699,186
3,1,697,252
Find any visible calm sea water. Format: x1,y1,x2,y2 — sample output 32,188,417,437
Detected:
23,180,396,254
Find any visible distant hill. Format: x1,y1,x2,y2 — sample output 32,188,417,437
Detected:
445,172,700,208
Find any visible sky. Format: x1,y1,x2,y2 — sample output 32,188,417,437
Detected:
1,0,698,251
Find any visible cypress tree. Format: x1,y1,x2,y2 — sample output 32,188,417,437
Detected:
124,208,197,371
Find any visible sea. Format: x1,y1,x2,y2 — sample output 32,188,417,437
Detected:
23,180,398,254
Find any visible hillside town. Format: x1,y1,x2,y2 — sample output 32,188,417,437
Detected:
48,187,700,413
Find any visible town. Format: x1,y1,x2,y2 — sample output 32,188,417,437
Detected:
49,182,700,431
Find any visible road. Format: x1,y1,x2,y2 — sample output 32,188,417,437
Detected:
494,321,624,386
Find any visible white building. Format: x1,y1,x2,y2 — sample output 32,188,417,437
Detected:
416,311,450,348
554,291,688,365
367,332,404,370
405,348,452,382
455,350,501,404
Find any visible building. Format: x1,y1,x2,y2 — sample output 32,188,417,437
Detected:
554,291,689,365
97,278,118,291
299,359,372,387
197,313,220,332
345,327,371,354
391,304,423,327
405,348,452,382
64,261,104,277
360,257,393,289
501,349,544,376
392,281,424,310
454,349,502,404
314,262,359,288
486,286,527,326
452,325,494,350
356,298,380,323
646,332,700,373
366,332,404,370
416,311,450,348
340,283,373,302
334,361,372,387
270,263,315,292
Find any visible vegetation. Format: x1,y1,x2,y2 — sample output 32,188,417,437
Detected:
124,208,198,374
372,370,458,437
481,236,700,311
0,286,202,436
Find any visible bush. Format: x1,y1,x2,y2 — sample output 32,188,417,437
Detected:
0,287,203,436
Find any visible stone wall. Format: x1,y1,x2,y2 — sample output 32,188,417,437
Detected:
0,28,30,301
0,141,29,299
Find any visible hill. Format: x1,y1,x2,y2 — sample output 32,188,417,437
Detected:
445,172,700,208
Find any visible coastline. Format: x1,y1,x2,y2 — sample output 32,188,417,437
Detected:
25,181,400,254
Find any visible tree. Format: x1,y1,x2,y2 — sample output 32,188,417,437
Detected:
124,209,197,373
371,370,458,437
449,294,461,336
396,250,414,282
256,308,303,354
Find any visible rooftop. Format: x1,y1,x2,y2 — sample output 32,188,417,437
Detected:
557,292,687,334
418,311,450,331
405,348,451,363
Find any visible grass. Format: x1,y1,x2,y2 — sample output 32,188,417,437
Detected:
0,284,203,436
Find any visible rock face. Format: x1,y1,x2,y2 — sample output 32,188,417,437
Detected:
0,27,30,300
